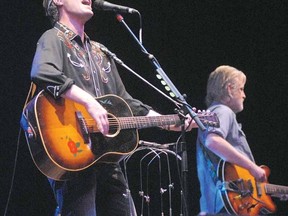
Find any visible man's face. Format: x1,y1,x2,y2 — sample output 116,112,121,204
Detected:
59,0,94,23
228,77,246,113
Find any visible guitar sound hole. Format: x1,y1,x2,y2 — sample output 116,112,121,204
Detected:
109,125,118,134
229,180,242,191
107,113,120,137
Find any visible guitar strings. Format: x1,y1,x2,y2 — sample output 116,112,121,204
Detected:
82,113,212,124
83,116,179,130
81,112,217,130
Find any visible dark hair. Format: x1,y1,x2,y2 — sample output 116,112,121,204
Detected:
43,0,59,26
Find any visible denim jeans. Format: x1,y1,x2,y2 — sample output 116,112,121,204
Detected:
49,163,137,216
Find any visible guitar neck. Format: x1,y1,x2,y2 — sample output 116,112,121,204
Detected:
84,107,219,134
119,114,180,129
265,183,288,195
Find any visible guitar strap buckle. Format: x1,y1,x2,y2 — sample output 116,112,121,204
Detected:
20,107,35,139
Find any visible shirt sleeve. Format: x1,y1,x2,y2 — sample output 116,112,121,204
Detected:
206,105,234,139
30,30,74,98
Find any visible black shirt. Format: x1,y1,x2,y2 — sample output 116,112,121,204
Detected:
31,22,151,116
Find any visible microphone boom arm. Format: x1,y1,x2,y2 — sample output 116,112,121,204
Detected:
99,46,182,107
116,14,206,131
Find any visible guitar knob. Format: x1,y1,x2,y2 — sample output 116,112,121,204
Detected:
239,204,245,210
27,126,34,139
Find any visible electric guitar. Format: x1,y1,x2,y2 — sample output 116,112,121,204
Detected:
218,160,288,215
21,90,219,181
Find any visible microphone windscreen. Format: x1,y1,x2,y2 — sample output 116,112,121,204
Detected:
93,0,104,9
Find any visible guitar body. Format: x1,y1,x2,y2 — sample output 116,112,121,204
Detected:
21,90,220,181
22,91,138,180
218,160,276,215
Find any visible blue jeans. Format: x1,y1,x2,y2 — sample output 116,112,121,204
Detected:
49,163,136,216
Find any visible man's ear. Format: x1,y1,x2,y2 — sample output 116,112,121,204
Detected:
53,0,63,6
226,83,233,98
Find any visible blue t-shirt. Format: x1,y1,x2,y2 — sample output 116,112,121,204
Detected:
196,102,254,213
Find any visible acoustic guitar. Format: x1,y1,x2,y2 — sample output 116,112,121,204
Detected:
218,160,288,215
21,90,219,180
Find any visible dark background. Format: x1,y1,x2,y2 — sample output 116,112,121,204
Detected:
1,0,288,215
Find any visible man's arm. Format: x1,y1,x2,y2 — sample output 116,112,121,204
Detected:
206,133,266,182
62,85,109,135
63,85,197,135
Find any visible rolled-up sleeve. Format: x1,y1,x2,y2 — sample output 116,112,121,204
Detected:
31,30,74,98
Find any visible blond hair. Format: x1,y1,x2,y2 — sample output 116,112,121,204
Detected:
205,65,246,107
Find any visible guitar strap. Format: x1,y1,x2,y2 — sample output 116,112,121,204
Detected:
22,82,37,112
199,141,219,185
20,82,37,132
199,105,221,186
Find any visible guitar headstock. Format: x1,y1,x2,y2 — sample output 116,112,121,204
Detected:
197,110,220,128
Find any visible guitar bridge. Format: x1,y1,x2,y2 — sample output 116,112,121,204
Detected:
220,179,253,198
75,111,90,144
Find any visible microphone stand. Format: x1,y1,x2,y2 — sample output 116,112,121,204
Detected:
115,14,206,216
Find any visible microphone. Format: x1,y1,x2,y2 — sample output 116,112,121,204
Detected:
139,140,170,149
93,0,139,14
99,46,123,65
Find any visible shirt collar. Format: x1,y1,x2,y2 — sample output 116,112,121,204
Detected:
54,22,90,43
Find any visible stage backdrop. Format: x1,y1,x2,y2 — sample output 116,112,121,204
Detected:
1,1,288,215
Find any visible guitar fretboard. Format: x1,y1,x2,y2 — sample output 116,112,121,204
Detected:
265,183,288,195
119,114,180,129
